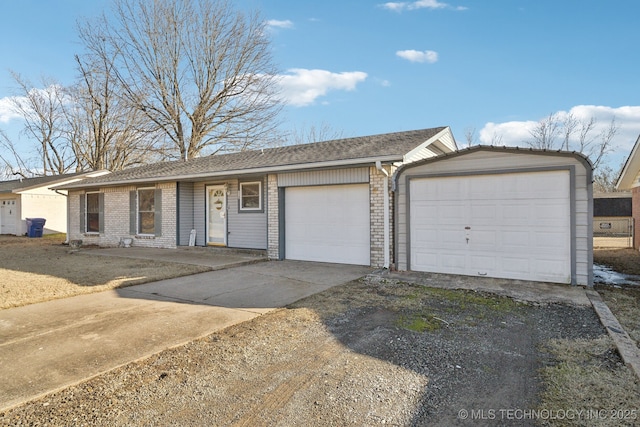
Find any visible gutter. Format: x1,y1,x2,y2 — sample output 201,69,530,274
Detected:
376,160,390,269
58,155,405,190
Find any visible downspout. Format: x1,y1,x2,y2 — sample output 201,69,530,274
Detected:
376,161,390,269
54,189,70,245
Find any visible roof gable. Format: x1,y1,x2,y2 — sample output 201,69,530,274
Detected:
392,145,593,188
616,134,640,190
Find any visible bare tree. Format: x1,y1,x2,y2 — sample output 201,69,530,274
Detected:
526,112,617,171
68,25,164,171
585,118,616,170
0,129,34,178
463,126,478,147
9,73,75,174
561,113,579,151
593,163,623,193
527,112,562,150
81,0,283,161
287,122,346,145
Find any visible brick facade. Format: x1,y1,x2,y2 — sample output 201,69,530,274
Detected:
68,183,177,248
68,168,395,267
267,174,279,260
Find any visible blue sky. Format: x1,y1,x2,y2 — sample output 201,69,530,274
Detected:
1,0,639,171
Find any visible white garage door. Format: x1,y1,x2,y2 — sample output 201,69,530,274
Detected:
285,184,370,265
410,170,571,283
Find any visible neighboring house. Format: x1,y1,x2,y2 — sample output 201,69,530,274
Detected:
0,171,110,236
616,134,640,249
59,128,593,286
393,146,593,286
593,192,633,247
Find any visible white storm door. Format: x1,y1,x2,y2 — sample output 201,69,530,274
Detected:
0,199,17,235
206,185,227,246
285,184,370,265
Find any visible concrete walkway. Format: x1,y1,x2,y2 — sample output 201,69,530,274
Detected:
0,260,370,411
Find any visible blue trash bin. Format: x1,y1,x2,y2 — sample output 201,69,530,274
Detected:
26,218,46,238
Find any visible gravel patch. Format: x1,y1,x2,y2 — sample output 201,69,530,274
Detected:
1,276,608,426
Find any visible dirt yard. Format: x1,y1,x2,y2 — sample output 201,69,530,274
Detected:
0,235,210,309
1,241,640,425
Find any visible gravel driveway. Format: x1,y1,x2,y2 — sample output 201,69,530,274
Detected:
0,272,609,426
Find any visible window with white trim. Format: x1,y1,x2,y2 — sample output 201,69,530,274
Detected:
239,181,262,211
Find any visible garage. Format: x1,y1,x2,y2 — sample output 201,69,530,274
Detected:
284,184,370,265
409,170,571,283
395,147,593,286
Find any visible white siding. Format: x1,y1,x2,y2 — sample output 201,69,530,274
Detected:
191,178,267,249
278,168,369,187
177,182,195,246
16,187,68,235
395,150,592,286
228,178,268,249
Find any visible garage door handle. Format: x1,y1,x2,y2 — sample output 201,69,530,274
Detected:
478,272,487,276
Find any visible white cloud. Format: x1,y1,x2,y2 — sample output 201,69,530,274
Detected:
396,49,438,63
381,0,465,11
266,19,294,29
477,105,640,165
277,69,368,107
0,96,22,123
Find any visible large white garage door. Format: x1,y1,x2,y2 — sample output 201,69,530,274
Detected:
285,184,370,265
410,170,571,283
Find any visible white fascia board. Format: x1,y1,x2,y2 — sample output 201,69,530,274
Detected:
402,127,457,164
61,155,404,189
14,171,113,193
616,134,640,190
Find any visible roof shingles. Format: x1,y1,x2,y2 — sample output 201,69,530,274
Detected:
62,127,446,189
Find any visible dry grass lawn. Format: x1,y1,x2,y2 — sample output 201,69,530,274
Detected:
0,234,211,310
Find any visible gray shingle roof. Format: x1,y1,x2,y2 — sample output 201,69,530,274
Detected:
62,127,446,189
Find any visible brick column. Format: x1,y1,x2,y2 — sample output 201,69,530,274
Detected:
369,165,393,268
267,174,280,259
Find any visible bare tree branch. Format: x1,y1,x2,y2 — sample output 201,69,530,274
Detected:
286,122,346,145
527,112,561,150
82,0,283,161
68,23,164,171
464,126,477,148
8,72,75,175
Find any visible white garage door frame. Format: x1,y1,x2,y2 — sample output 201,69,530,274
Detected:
404,166,577,284
283,183,371,265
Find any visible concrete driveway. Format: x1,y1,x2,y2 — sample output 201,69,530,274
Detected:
0,259,371,411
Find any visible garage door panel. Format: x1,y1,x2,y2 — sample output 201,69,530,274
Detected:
413,250,439,269
410,170,571,283
442,255,466,270
285,184,370,265
501,257,531,275
469,254,496,271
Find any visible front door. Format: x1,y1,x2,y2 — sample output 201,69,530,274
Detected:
206,185,227,246
0,199,17,235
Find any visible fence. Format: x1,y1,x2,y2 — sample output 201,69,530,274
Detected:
593,217,633,248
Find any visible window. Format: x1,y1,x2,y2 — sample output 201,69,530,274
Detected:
138,188,155,234
86,193,100,233
239,182,262,211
